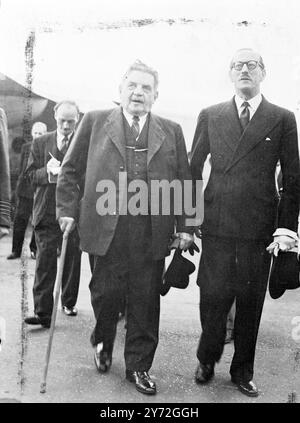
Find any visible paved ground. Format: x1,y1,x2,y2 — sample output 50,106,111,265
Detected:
0,229,300,404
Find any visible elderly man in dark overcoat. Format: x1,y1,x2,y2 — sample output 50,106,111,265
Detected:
56,60,194,395
191,48,300,397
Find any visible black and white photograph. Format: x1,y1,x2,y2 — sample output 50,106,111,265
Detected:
0,0,299,409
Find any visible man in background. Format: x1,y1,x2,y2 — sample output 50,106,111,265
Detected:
9,136,25,220
24,101,82,328
7,122,47,259
0,108,10,238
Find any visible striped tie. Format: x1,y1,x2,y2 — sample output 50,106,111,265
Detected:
131,115,140,140
60,136,69,155
239,101,250,132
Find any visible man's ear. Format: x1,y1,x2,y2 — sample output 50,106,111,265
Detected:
260,68,266,82
154,90,159,101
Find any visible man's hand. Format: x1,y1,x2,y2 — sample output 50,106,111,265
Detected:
0,226,9,239
59,217,75,234
47,157,61,175
195,226,202,239
266,235,297,256
174,232,194,251
47,156,60,169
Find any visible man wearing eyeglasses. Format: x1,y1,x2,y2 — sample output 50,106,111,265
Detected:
191,48,300,397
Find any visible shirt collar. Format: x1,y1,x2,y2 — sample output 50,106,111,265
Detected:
235,93,262,113
122,109,148,132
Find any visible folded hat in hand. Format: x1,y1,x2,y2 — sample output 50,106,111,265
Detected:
160,249,196,296
268,250,300,299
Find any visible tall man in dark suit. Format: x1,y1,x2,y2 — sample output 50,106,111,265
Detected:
191,48,300,397
24,101,82,328
0,108,11,238
56,60,194,395
7,122,47,260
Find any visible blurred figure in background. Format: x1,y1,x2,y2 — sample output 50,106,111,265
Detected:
7,122,47,259
9,136,25,220
0,108,11,238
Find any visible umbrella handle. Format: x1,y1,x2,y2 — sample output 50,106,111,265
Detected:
40,231,69,394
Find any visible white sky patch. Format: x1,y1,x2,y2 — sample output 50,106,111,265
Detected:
2,0,300,24
0,0,300,148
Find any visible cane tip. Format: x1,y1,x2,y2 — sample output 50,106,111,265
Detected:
40,383,46,394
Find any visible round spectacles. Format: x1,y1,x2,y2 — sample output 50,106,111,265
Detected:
231,61,263,71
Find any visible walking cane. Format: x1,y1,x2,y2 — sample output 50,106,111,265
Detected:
40,231,69,394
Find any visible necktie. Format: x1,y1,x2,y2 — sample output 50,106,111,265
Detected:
60,136,69,156
239,101,250,132
131,116,140,140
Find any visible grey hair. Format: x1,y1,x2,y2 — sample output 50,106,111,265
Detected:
31,121,47,133
53,100,80,115
122,60,159,90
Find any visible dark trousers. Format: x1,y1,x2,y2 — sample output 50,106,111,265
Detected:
197,235,271,382
11,196,36,255
89,215,164,372
33,214,82,319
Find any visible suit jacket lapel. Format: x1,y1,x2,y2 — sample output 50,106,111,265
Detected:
213,98,242,152
147,113,166,166
104,109,166,165
225,97,280,172
104,108,126,162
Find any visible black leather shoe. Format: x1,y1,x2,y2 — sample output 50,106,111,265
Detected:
231,377,259,397
94,343,112,373
195,362,215,384
126,370,157,395
24,315,51,328
7,252,21,260
62,306,78,316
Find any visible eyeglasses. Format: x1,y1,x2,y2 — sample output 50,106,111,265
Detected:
231,61,263,71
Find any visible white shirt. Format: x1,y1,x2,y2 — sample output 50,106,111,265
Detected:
122,110,148,134
57,131,72,151
235,93,262,120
